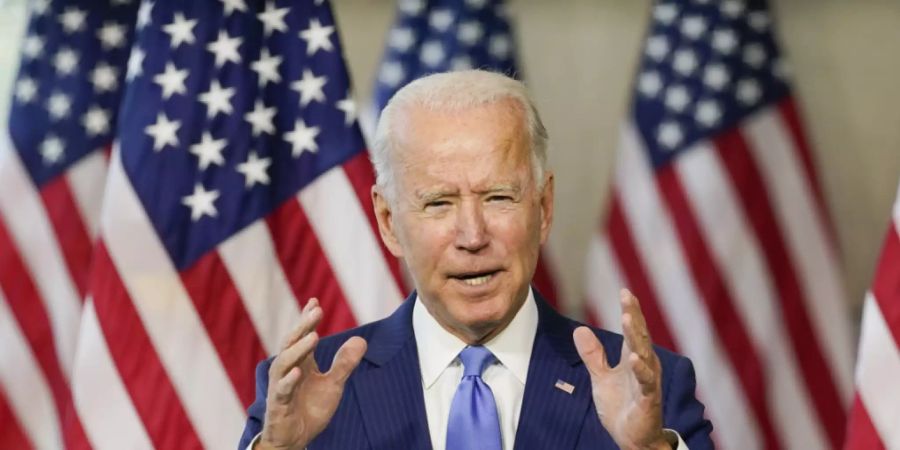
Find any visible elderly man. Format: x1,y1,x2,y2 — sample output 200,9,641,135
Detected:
239,70,713,450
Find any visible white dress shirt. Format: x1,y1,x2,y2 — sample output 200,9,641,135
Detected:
413,290,538,450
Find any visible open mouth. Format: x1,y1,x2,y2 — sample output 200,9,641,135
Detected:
450,270,501,287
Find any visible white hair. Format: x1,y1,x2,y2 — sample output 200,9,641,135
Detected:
371,70,549,202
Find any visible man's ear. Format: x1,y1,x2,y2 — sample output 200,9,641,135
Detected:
372,185,404,258
538,171,554,245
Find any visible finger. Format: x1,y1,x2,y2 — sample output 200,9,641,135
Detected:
573,326,610,376
620,292,652,360
271,331,319,379
629,353,657,396
272,366,303,403
280,300,322,351
620,289,649,335
326,337,367,383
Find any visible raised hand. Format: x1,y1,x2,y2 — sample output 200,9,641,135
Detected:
256,299,368,450
573,289,671,450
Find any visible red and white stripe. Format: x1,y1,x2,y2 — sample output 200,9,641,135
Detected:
71,146,404,448
585,100,853,449
844,180,900,450
0,128,102,448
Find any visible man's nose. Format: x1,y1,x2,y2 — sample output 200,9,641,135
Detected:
454,200,489,252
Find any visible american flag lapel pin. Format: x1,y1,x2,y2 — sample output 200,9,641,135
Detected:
555,379,575,394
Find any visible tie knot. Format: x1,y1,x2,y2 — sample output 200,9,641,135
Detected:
458,346,495,377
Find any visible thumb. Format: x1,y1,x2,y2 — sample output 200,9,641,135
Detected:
327,336,367,383
573,326,609,377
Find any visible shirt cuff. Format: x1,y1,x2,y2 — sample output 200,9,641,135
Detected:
664,428,688,450
246,433,261,450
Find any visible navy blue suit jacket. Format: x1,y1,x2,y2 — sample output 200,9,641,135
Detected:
239,292,714,449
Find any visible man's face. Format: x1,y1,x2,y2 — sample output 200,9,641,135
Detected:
373,99,554,343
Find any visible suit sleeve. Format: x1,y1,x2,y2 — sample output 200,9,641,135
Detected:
238,359,273,450
662,355,714,449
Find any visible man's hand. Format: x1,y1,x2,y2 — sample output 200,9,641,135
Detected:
256,299,367,450
573,289,671,450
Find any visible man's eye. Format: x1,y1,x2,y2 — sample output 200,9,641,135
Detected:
425,200,450,208
488,195,513,202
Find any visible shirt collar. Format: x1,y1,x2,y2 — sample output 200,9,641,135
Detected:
413,288,538,388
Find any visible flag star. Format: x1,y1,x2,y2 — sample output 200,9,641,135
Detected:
672,48,698,76
742,43,767,69
207,31,243,67
378,61,405,87
244,100,276,136
258,1,289,36
31,0,51,15
58,7,87,34
429,9,454,32
398,0,425,16
145,113,181,151
190,131,227,170
664,85,691,112
137,1,154,30
299,18,335,55
653,3,679,25
163,12,197,48
46,92,72,120
748,11,770,32
712,29,738,55
182,183,220,221
82,106,111,136
721,0,746,19
291,69,328,106
465,0,487,9
91,63,120,93
112,0,134,5
680,15,707,40
40,135,66,164
236,152,272,187
458,21,484,46
657,121,683,149
252,48,283,87
451,55,473,71
153,62,189,99
53,48,79,76
284,119,320,157
695,100,722,127
489,34,511,59
219,0,248,16
199,80,235,118
638,71,662,97
126,46,146,81
703,64,730,90
420,41,445,67
97,22,127,50
736,78,762,105
772,58,790,79
389,27,416,52
15,77,38,104
22,35,44,60
335,93,357,126
645,35,670,62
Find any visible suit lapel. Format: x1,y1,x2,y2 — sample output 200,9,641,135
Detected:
513,293,594,450
352,294,433,449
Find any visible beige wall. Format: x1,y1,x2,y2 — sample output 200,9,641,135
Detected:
2,0,898,319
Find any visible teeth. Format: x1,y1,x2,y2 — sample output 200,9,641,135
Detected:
462,274,492,286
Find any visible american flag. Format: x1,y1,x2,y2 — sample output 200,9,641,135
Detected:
0,0,138,447
844,179,900,450
372,0,563,307
583,0,853,448
67,0,404,447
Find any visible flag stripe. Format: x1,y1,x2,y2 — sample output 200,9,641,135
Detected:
656,163,783,450
100,152,246,448
218,221,303,355
266,198,358,336
39,176,93,298
744,111,854,398
89,242,203,450
676,142,828,450
854,292,900,449
871,224,900,347
180,251,268,407
614,125,761,450
583,233,626,333
606,194,677,351
0,387,33,450
716,125,847,446
844,394,886,450
65,150,108,238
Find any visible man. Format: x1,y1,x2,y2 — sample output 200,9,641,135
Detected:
239,70,713,449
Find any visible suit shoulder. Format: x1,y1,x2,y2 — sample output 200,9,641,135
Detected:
314,319,383,365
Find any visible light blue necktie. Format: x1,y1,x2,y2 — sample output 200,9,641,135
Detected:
446,345,503,450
